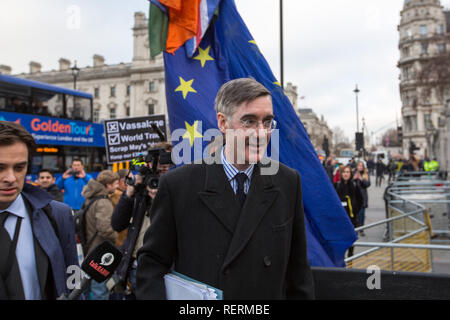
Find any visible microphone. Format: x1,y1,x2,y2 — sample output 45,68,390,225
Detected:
66,241,122,300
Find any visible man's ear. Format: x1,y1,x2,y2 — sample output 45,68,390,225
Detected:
217,112,228,135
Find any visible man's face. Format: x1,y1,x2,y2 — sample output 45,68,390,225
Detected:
218,96,273,165
72,161,83,172
118,178,127,192
0,142,28,210
37,172,55,189
106,180,119,194
157,163,170,175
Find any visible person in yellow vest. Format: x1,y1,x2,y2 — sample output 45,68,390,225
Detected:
424,158,431,172
430,158,439,172
424,158,439,172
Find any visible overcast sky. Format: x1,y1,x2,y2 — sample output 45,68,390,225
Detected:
1,0,450,141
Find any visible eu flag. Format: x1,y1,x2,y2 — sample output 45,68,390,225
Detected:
162,0,356,267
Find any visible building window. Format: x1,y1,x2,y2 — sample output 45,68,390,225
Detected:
403,66,413,80
419,25,428,37
94,88,99,98
110,86,116,97
149,81,156,92
403,66,408,80
405,116,418,132
93,109,100,122
126,85,130,96
110,108,116,119
420,42,428,55
438,43,446,54
402,46,410,58
405,116,410,132
148,104,155,115
404,93,410,106
406,28,412,38
424,114,433,130
411,115,417,131
126,107,130,116
437,24,444,35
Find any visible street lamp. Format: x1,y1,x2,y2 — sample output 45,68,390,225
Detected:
71,60,80,90
70,60,80,120
354,84,360,133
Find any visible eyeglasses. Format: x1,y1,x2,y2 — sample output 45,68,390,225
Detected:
239,118,277,131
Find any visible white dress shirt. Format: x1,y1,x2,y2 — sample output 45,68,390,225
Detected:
0,194,41,300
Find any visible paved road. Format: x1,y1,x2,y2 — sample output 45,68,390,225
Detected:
352,174,450,274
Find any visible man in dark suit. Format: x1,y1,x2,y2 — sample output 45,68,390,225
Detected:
136,78,314,300
0,121,79,300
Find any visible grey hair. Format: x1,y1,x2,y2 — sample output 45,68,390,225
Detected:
214,78,271,118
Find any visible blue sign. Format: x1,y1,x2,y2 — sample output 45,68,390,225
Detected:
0,111,105,147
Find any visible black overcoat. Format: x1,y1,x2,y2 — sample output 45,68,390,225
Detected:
136,161,314,300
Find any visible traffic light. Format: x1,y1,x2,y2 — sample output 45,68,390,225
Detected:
322,137,330,158
409,141,419,154
355,132,364,151
397,126,403,144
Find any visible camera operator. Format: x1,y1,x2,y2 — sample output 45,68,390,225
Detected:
110,142,172,299
55,158,93,211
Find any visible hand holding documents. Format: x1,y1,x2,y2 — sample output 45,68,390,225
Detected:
164,271,223,300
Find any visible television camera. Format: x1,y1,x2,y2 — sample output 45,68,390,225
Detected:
126,123,172,193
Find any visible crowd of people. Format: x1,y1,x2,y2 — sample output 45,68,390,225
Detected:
323,152,441,257
0,120,174,300
29,150,173,300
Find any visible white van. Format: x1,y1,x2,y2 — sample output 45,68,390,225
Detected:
371,151,389,166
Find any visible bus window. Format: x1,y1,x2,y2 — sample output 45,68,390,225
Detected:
66,95,92,121
43,93,64,118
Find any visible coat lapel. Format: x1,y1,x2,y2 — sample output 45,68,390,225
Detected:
23,199,49,298
198,163,241,234
222,163,279,271
22,196,67,298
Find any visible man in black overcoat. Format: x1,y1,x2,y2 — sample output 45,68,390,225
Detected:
136,78,314,300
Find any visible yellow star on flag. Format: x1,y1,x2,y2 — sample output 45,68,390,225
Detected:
175,76,197,99
273,81,282,87
249,40,261,53
193,45,214,68
183,120,203,147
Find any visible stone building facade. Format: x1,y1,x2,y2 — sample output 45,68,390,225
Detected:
11,12,167,125
297,108,333,153
398,0,450,162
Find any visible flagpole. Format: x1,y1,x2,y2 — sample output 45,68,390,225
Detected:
280,0,284,89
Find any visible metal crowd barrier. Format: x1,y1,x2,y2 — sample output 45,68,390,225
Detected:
345,172,450,273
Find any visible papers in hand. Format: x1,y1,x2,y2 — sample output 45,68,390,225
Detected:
164,271,223,300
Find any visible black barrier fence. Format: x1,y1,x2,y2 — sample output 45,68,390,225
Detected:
312,267,450,299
